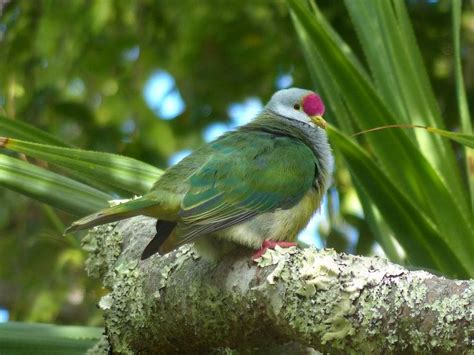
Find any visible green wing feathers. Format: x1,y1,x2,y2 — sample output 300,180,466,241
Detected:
171,132,317,248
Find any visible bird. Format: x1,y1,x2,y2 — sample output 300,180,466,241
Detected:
65,88,333,261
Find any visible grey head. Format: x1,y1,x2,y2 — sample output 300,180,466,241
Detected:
264,87,333,191
265,88,327,129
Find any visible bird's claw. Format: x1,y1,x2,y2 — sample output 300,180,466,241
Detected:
252,240,297,260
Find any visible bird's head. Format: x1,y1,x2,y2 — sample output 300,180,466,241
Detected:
265,88,327,129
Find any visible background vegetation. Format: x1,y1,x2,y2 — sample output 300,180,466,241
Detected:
0,0,473,327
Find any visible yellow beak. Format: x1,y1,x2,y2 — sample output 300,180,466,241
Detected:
310,115,328,129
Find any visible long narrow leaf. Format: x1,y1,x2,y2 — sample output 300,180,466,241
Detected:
427,127,474,149
452,0,472,132
0,137,162,194
327,126,469,278
452,0,474,215
0,117,143,195
353,125,474,149
0,322,102,355
0,154,111,215
0,116,70,147
352,179,404,264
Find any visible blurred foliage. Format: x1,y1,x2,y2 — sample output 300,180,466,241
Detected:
0,0,473,325
0,321,102,354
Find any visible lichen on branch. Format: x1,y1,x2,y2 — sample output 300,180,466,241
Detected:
84,217,474,354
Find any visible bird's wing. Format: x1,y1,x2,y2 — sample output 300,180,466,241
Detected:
161,131,318,251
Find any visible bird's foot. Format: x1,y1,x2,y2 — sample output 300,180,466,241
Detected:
252,240,297,260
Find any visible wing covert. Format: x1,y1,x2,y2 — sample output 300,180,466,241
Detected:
174,132,317,245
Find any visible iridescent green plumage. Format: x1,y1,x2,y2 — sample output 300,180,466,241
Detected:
65,88,332,260
177,129,316,236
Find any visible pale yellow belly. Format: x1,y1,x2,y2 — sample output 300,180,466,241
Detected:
214,188,320,249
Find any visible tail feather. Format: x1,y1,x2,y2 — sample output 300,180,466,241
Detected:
141,220,177,260
64,198,159,234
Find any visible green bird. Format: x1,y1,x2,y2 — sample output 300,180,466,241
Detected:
65,88,332,260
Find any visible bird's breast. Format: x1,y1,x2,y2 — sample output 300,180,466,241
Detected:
215,188,320,249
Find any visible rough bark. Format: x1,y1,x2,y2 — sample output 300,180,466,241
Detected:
84,216,474,354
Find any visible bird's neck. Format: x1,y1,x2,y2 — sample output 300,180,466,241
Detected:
240,111,333,190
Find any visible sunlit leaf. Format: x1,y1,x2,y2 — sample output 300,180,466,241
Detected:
0,154,111,215
0,322,102,355
0,116,69,147
452,0,474,214
352,125,474,149
0,137,162,194
426,128,474,149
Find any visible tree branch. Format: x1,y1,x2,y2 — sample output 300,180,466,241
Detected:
83,217,474,354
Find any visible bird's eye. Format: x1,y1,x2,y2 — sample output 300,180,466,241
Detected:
293,103,301,110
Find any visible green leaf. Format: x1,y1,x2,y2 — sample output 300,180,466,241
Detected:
0,137,162,194
352,180,404,264
452,0,474,215
352,125,474,149
0,116,70,147
0,154,111,215
0,322,102,355
452,0,472,135
327,126,469,278
426,128,474,149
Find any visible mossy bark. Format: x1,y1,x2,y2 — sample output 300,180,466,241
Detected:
84,216,474,354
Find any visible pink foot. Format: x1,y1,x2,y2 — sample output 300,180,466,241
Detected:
252,240,297,260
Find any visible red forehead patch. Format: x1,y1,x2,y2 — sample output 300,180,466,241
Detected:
302,93,325,116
